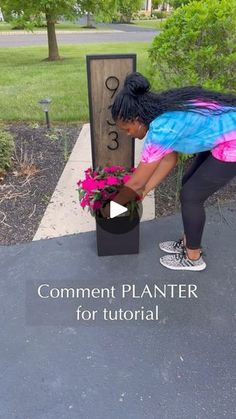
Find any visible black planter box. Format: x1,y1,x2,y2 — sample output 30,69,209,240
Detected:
95,211,140,256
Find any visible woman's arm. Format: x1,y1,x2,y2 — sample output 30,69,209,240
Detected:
110,159,162,206
100,159,161,218
142,152,178,198
100,152,178,217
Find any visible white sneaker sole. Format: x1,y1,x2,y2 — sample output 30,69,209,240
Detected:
159,258,206,271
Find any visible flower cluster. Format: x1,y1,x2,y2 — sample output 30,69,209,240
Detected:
77,165,138,217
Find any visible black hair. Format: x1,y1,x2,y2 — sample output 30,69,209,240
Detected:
111,72,236,127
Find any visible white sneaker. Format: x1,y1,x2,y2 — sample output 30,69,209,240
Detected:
159,238,184,254
159,238,203,255
160,250,206,271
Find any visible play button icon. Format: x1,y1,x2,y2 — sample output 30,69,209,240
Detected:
95,186,143,237
110,201,128,218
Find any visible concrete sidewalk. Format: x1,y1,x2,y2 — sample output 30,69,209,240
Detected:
0,202,236,418
33,124,155,241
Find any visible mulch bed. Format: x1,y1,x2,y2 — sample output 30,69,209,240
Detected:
1,124,235,246
0,123,81,246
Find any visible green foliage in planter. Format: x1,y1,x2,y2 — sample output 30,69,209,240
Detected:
0,129,14,172
149,0,236,91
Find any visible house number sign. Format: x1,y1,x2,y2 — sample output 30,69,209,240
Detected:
86,54,136,169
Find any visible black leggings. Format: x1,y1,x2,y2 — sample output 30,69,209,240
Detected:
180,151,236,249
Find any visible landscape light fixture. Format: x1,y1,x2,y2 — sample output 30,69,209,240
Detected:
38,98,52,129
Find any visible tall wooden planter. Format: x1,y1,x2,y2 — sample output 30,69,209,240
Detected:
86,54,138,257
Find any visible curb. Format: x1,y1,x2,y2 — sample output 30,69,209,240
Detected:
0,29,123,36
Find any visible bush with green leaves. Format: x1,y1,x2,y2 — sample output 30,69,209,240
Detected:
138,13,148,20
151,11,166,19
149,0,236,91
0,129,14,172
8,12,46,31
168,0,194,9
111,0,143,23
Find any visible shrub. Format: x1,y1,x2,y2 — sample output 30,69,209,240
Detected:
10,14,46,30
152,11,166,19
132,13,139,20
149,0,236,91
0,129,14,173
138,12,149,20
10,15,30,30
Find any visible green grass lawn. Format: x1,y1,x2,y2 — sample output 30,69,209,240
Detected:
0,22,12,31
0,43,150,123
131,19,164,30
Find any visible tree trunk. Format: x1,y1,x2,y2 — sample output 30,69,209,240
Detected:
120,12,131,23
45,13,60,61
86,12,93,28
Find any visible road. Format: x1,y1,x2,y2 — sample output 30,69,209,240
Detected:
0,25,160,47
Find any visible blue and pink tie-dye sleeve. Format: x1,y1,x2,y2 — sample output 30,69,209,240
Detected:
140,142,173,163
140,107,236,163
140,114,179,163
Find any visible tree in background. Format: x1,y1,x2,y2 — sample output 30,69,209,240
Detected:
78,0,110,28
1,0,78,60
1,0,145,59
152,0,163,10
100,0,142,23
117,0,143,23
149,0,236,91
168,0,191,8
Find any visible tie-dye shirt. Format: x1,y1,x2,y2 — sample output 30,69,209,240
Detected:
140,102,236,163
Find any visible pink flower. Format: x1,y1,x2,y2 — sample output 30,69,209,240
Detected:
103,166,116,173
97,180,106,189
84,168,92,177
123,174,131,183
80,198,87,208
103,165,125,173
106,176,119,186
81,178,98,192
78,166,138,215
